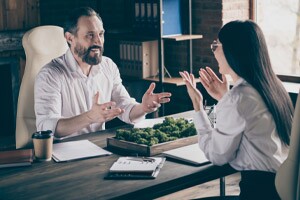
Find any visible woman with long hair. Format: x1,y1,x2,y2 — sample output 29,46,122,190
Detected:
180,20,293,199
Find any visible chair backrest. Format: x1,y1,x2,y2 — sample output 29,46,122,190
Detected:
275,92,300,200
16,26,68,148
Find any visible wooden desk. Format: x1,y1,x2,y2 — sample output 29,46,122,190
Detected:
0,112,236,200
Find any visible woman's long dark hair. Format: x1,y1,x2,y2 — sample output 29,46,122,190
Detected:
218,20,293,145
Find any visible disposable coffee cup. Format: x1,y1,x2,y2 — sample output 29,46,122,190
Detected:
32,130,54,161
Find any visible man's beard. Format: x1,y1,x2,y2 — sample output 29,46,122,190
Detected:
74,43,103,65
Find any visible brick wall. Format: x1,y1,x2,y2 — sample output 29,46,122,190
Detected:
192,0,250,76
192,0,223,75
222,0,250,24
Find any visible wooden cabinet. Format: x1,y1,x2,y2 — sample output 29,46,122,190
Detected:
0,0,40,31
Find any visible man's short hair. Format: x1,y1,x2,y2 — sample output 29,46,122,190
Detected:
64,7,102,35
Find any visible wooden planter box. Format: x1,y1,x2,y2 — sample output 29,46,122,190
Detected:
107,135,198,156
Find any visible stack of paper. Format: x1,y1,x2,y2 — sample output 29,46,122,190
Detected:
52,140,112,162
106,157,165,179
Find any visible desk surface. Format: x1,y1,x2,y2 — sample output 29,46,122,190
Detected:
0,112,236,200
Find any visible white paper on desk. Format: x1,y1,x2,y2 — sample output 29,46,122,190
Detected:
134,117,193,128
52,140,112,162
162,144,210,166
134,118,165,128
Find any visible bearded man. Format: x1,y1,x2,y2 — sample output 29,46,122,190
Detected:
34,7,171,139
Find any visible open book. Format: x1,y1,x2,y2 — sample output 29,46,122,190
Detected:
52,140,112,162
105,157,165,179
162,144,210,166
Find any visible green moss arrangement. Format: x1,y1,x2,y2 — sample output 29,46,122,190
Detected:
115,117,196,146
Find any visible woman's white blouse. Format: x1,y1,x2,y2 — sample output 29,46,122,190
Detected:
193,78,289,172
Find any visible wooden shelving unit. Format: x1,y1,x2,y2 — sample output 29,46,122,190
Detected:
156,0,203,87
154,0,203,115
144,77,200,86
162,34,203,41
105,0,203,116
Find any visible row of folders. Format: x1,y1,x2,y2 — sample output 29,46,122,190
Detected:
133,0,182,36
119,40,158,79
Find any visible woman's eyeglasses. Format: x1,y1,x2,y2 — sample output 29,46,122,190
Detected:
211,40,222,52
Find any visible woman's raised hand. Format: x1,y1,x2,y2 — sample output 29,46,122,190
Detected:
199,67,228,101
179,71,203,111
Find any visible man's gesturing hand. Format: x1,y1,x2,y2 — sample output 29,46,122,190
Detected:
86,92,124,123
141,83,172,113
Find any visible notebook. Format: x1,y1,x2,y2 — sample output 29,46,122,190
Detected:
162,144,210,166
52,140,112,162
105,157,165,179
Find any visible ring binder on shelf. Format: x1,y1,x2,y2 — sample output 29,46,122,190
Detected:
119,40,158,79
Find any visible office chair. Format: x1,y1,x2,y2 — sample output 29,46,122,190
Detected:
275,91,300,200
15,26,68,149
195,92,300,200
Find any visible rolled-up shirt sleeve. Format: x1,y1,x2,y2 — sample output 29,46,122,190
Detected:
34,67,62,134
193,93,245,166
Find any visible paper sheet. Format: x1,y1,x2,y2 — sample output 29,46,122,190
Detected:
52,140,112,162
134,118,165,128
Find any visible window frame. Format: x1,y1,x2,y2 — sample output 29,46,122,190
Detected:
250,0,300,83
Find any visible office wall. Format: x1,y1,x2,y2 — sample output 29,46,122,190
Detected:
0,0,251,149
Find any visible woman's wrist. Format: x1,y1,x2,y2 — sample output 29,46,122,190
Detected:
191,98,202,112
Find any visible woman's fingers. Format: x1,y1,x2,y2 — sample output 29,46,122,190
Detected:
199,76,210,89
190,73,195,86
183,71,192,82
181,71,197,86
180,71,192,87
180,71,191,83
206,67,222,82
199,69,212,84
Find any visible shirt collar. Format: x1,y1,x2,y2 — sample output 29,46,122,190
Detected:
65,49,78,73
232,77,246,88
